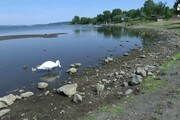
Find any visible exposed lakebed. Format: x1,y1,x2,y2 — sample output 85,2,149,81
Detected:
0,25,145,96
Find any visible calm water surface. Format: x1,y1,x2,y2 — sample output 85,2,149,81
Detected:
0,25,143,96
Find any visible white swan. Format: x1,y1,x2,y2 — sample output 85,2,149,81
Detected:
32,60,61,71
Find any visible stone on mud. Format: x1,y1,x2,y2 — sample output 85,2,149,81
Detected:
57,83,78,97
0,109,10,117
131,74,143,85
136,67,147,77
95,84,105,94
0,94,16,106
20,91,34,98
73,94,82,103
0,102,7,109
38,82,49,89
66,68,78,74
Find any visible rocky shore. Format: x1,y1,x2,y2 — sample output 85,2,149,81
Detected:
0,26,179,120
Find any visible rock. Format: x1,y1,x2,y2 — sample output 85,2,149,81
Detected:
74,63,82,67
57,83,77,97
139,55,146,58
38,82,49,89
147,71,153,76
123,82,129,87
104,59,109,63
131,74,143,85
125,89,133,95
136,67,146,77
15,95,22,100
66,68,78,74
0,94,16,106
70,64,75,68
0,109,10,117
70,63,82,68
116,75,123,79
0,102,7,109
73,94,82,103
106,57,113,62
45,91,50,95
123,53,129,56
20,91,34,98
95,84,104,95
19,89,24,93
144,65,156,72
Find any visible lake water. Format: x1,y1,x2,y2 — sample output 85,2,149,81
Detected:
0,25,143,96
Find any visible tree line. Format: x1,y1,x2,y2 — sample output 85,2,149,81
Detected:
71,0,180,24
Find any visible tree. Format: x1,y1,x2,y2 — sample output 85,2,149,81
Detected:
103,10,111,23
165,6,172,19
143,0,156,17
112,15,122,23
71,16,80,24
89,17,97,24
97,14,104,23
112,9,122,18
155,1,167,16
80,17,90,24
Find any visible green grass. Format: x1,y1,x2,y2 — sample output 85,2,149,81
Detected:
161,53,180,71
83,96,135,120
175,30,180,36
140,76,164,92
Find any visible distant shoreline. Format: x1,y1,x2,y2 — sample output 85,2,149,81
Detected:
0,33,67,41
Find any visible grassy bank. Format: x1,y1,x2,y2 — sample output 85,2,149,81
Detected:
142,20,180,36
83,52,180,120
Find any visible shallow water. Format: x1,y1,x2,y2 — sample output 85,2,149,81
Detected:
0,25,143,96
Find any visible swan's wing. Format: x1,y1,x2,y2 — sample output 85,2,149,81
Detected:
40,61,56,68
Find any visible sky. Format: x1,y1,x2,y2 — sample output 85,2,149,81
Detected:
0,0,176,25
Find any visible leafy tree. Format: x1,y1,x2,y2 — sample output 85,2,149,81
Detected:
89,17,97,24
112,9,122,18
165,6,172,19
155,1,166,16
96,14,104,23
126,9,138,18
103,10,111,23
112,15,122,23
71,16,80,24
80,17,89,24
143,0,156,17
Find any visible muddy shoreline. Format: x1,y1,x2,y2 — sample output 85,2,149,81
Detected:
0,33,67,41
1,26,180,120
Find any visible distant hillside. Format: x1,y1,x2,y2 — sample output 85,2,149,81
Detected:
0,21,71,27
33,21,71,26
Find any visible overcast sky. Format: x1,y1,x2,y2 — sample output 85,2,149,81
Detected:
0,0,176,25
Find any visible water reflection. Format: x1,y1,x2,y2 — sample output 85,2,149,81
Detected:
96,26,140,39
39,71,61,83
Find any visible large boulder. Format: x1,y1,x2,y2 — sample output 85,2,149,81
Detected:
136,67,147,77
131,74,143,85
0,94,16,106
38,82,49,89
57,83,77,97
